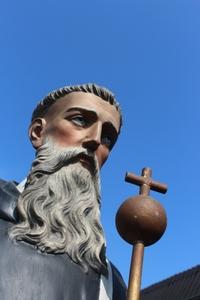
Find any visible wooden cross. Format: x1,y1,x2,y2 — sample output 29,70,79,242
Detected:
125,167,167,197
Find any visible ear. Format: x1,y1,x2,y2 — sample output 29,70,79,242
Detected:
29,118,47,149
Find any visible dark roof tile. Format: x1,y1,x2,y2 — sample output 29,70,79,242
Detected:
141,265,200,300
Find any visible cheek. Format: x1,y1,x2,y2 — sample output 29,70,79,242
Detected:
96,147,110,168
44,122,78,146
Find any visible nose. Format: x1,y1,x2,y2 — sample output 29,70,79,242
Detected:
82,122,101,153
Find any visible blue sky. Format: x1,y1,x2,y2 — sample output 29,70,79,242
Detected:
1,0,200,288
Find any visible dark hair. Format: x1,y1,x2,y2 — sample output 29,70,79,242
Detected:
31,83,122,128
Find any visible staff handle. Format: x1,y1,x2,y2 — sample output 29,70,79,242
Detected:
127,242,144,300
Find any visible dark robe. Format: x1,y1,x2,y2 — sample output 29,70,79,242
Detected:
0,179,126,300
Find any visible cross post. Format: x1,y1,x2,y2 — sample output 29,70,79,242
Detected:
125,167,167,196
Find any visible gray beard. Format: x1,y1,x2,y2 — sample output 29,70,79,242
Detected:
9,138,107,275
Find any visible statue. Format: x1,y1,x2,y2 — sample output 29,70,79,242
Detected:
0,84,126,300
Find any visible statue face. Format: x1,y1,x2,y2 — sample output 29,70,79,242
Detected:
33,92,120,168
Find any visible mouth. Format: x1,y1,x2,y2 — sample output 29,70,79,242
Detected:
78,154,96,173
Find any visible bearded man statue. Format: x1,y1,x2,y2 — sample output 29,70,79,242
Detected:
0,84,126,300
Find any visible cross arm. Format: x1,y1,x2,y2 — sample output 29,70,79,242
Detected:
125,171,167,194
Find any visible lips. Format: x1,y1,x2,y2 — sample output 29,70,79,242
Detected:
78,154,95,173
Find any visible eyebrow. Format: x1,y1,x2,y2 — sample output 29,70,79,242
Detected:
65,106,97,116
65,106,119,134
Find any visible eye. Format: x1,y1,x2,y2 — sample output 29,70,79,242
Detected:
70,115,88,127
101,135,113,149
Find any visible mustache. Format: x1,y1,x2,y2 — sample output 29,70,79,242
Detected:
30,138,99,177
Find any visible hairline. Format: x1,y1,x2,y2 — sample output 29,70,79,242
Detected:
31,84,123,130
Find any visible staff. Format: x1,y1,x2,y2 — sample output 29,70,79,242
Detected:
116,168,168,300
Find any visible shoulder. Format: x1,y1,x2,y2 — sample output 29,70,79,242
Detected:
110,262,127,300
0,178,20,223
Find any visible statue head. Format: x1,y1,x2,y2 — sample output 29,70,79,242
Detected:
10,83,122,275
29,83,122,168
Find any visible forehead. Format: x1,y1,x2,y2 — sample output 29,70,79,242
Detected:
45,92,121,132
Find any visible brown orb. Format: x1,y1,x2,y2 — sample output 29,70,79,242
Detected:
116,195,167,246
